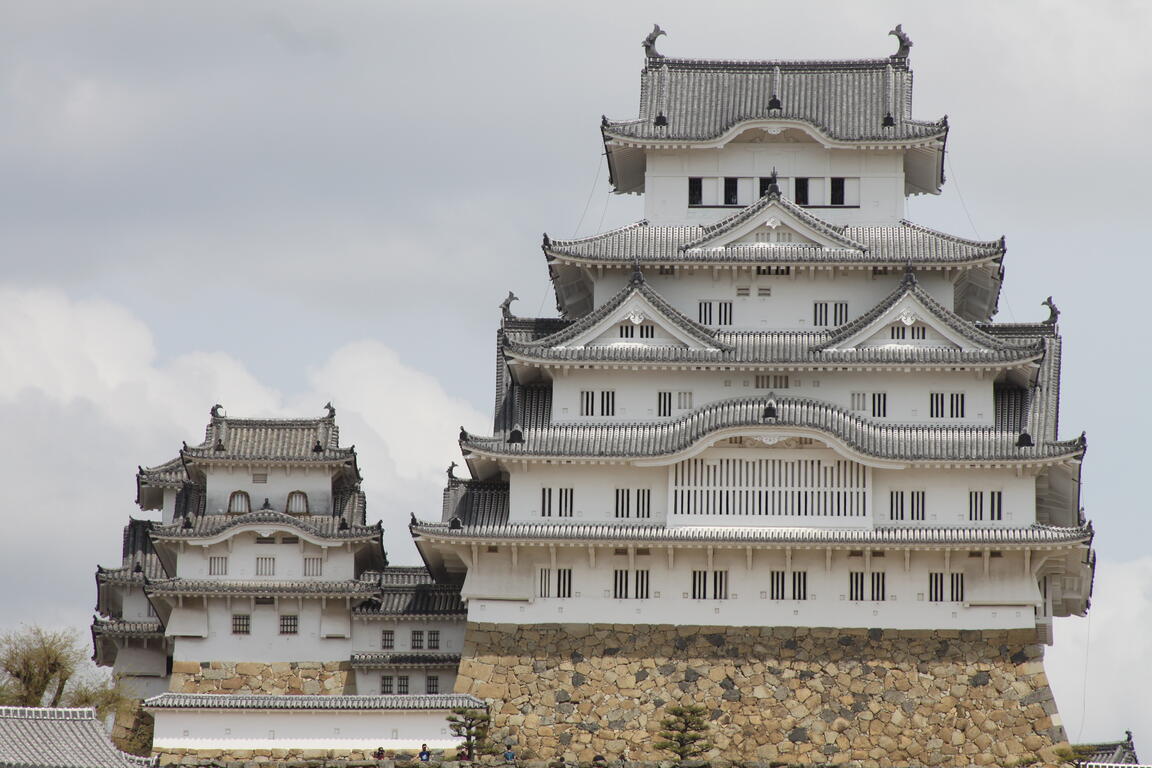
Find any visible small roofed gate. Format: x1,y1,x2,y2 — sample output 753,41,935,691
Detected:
669,445,870,525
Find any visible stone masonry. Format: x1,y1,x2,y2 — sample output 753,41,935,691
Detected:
169,660,356,695
455,623,1069,767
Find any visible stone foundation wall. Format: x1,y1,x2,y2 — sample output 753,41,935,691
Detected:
456,623,1068,767
169,660,355,695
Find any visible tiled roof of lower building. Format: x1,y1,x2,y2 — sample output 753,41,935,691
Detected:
0,706,154,768
462,395,1083,465
411,520,1091,548
353,585,466,618
145,578,380,598
379,566,437,586
91,618,164,638
350,653,462,668
144,693,484,711
1076,733,1141,764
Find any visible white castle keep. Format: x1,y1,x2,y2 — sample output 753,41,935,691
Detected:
92,26,1106,767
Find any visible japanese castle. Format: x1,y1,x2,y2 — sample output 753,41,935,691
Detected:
92,26,1112,768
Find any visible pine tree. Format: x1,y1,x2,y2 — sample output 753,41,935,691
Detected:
446,707,492,759
654,704,713,761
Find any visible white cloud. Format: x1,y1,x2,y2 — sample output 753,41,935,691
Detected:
0,285,484,634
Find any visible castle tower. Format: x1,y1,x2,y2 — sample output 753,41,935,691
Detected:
412,27,1093,766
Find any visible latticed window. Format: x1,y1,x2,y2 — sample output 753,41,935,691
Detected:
792,571,808,601
209,556,228,575
613,569,630,599
279,615,298,635
428,630,440,650
286,491,309,514
426,675,439,695
228,491,250,514
634,570,650,600
849,571,865,601
769,570,786,600
303,557,322,577
557,488,574,518
411,630,424,650
556,569,573,598
381,630,394,649
928,572,945,602
657,391,672,417
380,675,393,694
871,572,886,601
256,557,275,577
232,614,250,635
397,676,409,695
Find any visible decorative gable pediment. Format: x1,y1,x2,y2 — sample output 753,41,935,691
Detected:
731,220,817,247
567,291,718,351
684,194,863,252
819,278,1009,354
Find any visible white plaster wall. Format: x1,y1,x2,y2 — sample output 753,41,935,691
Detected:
150,708,458,750
177,536,357,580
550,369,997,426
121,588,158,622
172,599,352,662
353,670,458,697
114,644,168,677
591,270,955,330
509,464,670,524
872,468,1036,527
643,146,906,226
461,546,1041,630
204,466,334,517
350,620,466,654
162,488,179,525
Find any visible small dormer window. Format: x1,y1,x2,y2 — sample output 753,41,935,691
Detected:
286,491,309,515
228,491,250,514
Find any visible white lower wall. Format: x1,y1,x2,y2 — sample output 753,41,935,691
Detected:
151,708,458,751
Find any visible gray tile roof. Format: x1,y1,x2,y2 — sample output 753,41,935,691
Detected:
144,693,484,711
506,330,1042,367
350,652,462,668
0,706,154,768
91,618,164,638
180,407,356,465
605,56,945,144
136,456,186,489
150,511,381,541
546,216,1003,267
411,519,1091,548
353,585,466,618
1077,733,1140,764
462,394,1084,465
145,577,381,598
442,478,511,527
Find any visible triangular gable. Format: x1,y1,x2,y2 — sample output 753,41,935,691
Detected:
515,273,725,352
818,273,1017,353
682,192,865,252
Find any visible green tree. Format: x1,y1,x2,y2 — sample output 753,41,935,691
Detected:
0,626,122,717
655,704,713,761
447,707,493,759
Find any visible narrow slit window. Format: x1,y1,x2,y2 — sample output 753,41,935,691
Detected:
724,177,738,205
691,570,708,599
636,489,651,518
928,572,945,602
712,570,729,600
794,177,810,205
558,488,574,518
614,489,631,519
600,390,615,416
830,177,845,206
871,572,886,601
989,491,1003,521
698,301,714,325
540,487,553,518
657,391,672,417
538,568,552,598
718,301,733,325
635,569,650,599
871,393,887,418
951,572,966,602
969,491,984,521
579,391,594,417
910,491,926,521
557,568,573,598
688,177,703,206
613,569,630,599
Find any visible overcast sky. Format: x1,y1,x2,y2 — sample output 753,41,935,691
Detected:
0,0,1148,747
